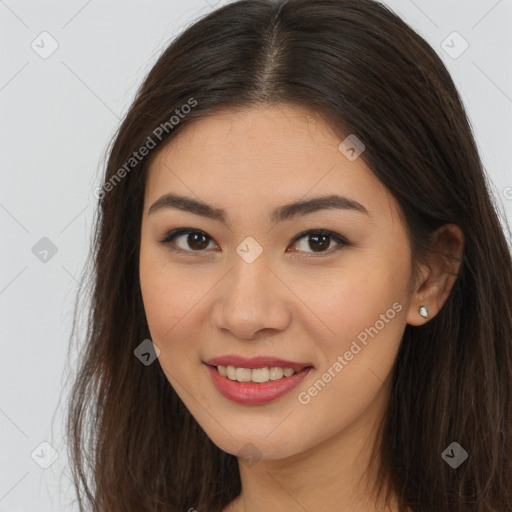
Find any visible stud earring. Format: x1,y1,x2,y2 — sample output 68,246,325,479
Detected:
419,305,429,319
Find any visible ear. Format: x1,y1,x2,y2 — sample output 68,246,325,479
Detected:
406,224,464,326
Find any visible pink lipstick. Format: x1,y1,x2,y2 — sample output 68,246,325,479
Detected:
204,355,314,405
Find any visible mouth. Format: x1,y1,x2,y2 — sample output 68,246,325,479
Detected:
203,357,315,404
204,355,313,373
209,364,312,383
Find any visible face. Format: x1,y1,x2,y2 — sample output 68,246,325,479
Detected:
139,104,415,461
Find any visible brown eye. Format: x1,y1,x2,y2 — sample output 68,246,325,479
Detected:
161,229,216,253
185,232,210,250
160,228,349,256
307,233,331,252
288,230,349,255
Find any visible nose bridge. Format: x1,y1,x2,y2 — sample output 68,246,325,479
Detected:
230,250,272,303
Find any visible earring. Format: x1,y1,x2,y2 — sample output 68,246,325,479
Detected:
419,305,429,319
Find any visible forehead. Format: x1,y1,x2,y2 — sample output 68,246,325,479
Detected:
144,105,396,221
150,104,341,167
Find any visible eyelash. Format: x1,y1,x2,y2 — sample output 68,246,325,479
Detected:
159,228,350,258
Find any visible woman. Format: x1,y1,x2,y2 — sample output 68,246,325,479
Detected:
67,0,512,511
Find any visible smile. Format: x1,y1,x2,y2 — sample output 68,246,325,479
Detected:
217,365,297,383
205,363,314,405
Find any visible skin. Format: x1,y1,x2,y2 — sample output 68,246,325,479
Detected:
139,104,464,512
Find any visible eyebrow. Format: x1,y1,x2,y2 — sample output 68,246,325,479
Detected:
148,192,369,225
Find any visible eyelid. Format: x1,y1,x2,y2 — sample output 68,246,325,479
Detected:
159,228,350,256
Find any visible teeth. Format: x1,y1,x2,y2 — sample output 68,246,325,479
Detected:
217,365,298,383
252,367,269,383
283,367,295,377
269,367,283,380
236,368,252,382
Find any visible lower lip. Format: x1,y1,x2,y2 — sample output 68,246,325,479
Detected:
205,364,313,405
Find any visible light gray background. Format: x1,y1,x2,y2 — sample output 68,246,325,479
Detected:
1,0,511,510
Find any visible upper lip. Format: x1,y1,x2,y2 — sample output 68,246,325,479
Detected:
204,355,314,372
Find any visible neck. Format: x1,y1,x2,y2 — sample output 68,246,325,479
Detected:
226,381,399,512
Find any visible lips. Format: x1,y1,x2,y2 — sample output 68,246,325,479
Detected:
204,355,313,372
203,355,315,405
206,364,313,404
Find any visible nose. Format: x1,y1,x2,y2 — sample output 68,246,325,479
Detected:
210,255,292,340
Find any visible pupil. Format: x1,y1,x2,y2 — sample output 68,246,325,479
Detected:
188,233,208,250
309,234,330,252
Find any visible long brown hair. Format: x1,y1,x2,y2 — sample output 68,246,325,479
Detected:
66,1,512,510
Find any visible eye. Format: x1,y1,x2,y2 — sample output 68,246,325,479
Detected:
287,229,349,256
159,228,217,254
159,228,349,256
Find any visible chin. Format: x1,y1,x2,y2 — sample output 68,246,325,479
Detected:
202,422,314,463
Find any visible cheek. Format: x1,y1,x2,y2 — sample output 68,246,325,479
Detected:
293,290,405,442
293,255,410,416
139,247,193,350
140,241,196,330
139,270,197,392
298,264,407,352
139,246,220,385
